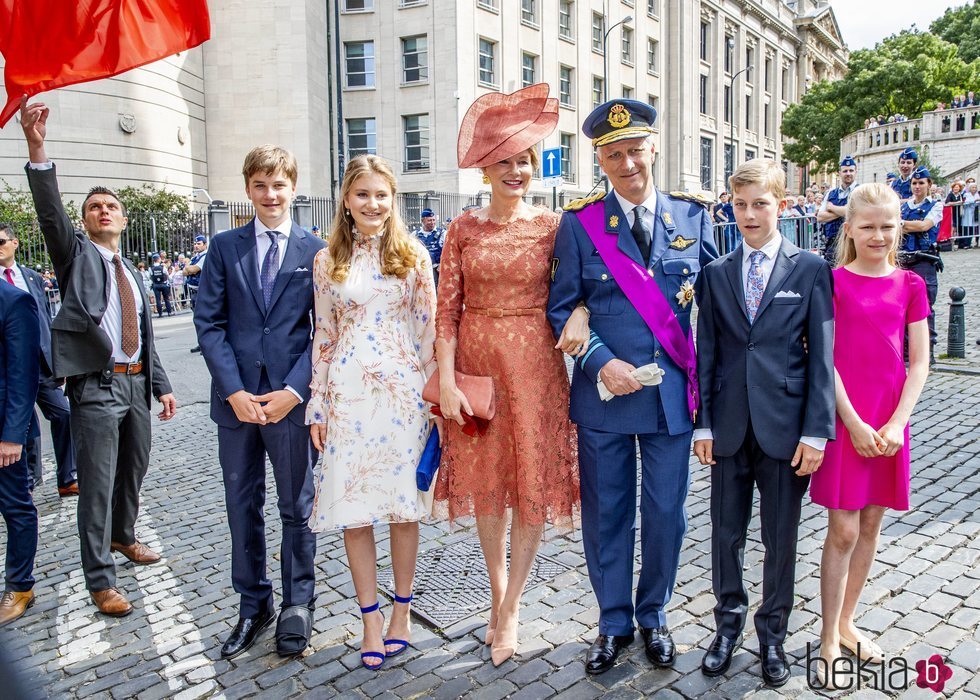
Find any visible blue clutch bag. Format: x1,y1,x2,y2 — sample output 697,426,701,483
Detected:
416,428,442,492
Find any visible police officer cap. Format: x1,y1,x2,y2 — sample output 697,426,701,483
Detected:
151,253,161,260
899,147,918,162
839,155,856,168
583,99,657,148
911,166,931,180
194,235,206,243
421,208,435,218
886,172,897,179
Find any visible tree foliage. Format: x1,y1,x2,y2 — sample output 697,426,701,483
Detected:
781,31,980,170
931,1,980,63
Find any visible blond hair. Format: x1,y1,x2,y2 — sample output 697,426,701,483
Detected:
242,144,299,186
835,183,901,268
327,155,417,283
729,158,786,202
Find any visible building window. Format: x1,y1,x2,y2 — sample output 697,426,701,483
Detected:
559,0,574,39
745,95,752,129
344,0,372,10
399,0,426,6
781,66,789,97
724,36,733,73
560,65,574,106
621,27,634,64
700,21,709,61
724,85,732,123
746,46,754,81
700,137,713,190
593,76,604,107
522,53,537,87
724,142,734,183
560,132,575,183
347,118,377,158
745,148,756,161
647,94,659,112
699,74,709,115
478,38,496,85
345,42,375,88
521,0,537,24
764,102,771,136
401,35,428,83
647,38,658,73
592,13,604,53
477,0,498,10
403,114,429,171
622,86,633,99
647,0,659,16
593,151,602,184
764,56,772,92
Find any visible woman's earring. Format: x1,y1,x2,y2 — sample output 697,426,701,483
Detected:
482,174,491,185
345,209,351,217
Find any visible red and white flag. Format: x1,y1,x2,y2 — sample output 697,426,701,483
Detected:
0,0,211,126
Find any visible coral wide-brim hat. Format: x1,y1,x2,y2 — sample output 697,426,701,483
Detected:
457,83,559,169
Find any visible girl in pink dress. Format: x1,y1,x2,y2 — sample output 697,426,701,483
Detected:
810,183,930,686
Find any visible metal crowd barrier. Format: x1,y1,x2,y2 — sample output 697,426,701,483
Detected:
711,215,820,256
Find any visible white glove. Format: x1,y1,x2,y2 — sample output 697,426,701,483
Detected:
597,362,666,401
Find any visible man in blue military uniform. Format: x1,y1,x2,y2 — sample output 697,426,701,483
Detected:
548,99,718,675
414,208,446,287
890,147,917,201
900,166,943,364
816,155,857,262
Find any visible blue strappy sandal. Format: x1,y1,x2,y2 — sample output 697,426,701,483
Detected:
383,593,413,658
359,602,385,671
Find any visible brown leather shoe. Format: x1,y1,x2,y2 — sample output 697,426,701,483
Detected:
0,590,35,627
111,540,161,565
90,588,133,617
58,482,79,497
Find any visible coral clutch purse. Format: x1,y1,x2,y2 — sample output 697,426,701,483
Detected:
422,371,496,421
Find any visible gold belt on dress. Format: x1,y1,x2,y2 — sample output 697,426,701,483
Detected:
464,305,546,318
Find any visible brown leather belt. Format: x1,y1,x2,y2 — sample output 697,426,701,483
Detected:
114,361,143,374
465,306,546,318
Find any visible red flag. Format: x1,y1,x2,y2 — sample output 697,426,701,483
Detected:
0,0,211,126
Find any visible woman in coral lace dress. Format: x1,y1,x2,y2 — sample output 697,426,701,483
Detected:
434,84,586,666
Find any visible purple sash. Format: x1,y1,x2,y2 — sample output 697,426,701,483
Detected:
577,202,700,420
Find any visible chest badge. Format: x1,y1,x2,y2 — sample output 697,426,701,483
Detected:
675,280,695,308
608,215,619,229
669,234,696,251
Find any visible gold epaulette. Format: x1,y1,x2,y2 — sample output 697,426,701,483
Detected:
563,191,606,212
669,191,714,209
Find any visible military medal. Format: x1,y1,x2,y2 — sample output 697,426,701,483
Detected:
669,234,696,251
675,280,695,308
608,215,619,228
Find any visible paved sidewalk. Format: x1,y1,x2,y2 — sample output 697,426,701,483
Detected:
2,312,978,699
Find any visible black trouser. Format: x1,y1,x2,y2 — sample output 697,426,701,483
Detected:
67,371,151,591
26,373,77,488
906,259,939,347
152,286,173,316
822,235,839,264
710,419,810,645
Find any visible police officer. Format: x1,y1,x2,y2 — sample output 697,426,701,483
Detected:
184,236,207,310
414,208,446,287
149,253,173,317
900,166,943,364
816,155,858,263
890,147,917,201
547,99,718,675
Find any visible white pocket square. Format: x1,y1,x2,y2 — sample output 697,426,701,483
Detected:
294,267,310,272
774,290,801,298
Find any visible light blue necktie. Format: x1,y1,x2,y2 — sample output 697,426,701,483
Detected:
746,250,765,323
260,231,280,309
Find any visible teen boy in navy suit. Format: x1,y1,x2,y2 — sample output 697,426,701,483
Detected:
694,159,835,687
195,146,325,659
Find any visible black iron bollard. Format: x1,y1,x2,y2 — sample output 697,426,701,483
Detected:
948,287,966,358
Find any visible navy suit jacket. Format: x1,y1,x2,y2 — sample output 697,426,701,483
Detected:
20,265,54,376
547,189,718,435
695,238,836,460
194,219,325,428
0,283,40,445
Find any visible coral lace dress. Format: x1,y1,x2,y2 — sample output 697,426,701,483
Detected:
434,210,579,528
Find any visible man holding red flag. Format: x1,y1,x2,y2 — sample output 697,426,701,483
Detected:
0,0,210,126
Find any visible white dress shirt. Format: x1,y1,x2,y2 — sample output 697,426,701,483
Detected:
694,234,826,451
613,189,658,233
817,182,856,215
905,197,944,227
254,218,292,278
1,263,30,293
92,242,145,364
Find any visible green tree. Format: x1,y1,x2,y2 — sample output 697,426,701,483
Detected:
781,31,980,171
931,1,980,63
0,179,80,268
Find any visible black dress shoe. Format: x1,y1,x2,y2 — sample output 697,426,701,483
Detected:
585,633,634,675
221,608,276,659
701,633,743,676
760,644,791,687
639,626,675,667
275,603,315,657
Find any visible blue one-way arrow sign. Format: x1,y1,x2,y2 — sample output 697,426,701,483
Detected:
543,147,561,178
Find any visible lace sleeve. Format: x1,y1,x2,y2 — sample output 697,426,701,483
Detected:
436,218,464,343
306,248,337,425
412,241,438,380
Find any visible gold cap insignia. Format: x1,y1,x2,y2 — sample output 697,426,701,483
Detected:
608,215,619,228
669,235,697,251
607,104,631,129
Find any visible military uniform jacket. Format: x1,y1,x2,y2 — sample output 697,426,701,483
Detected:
547,189,718,435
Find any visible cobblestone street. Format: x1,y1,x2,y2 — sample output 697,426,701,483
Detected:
1,250,978,700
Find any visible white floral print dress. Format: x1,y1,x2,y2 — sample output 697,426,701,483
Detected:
306,232,437,531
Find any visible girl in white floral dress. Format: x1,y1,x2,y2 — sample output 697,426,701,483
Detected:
306,155,437,670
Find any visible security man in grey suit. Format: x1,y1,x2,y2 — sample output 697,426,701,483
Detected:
21,97,177,618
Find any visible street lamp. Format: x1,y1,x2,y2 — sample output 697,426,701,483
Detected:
602,15,633,102
728,61,753,172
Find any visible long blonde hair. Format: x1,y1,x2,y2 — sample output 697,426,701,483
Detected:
835,183,901,268
328,155,417,282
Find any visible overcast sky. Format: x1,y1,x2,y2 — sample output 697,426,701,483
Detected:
830,0,970,50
